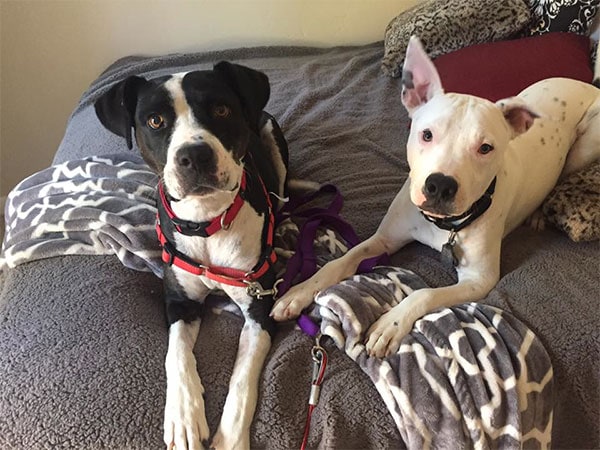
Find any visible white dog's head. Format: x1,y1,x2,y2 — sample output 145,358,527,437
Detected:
401,36,539,218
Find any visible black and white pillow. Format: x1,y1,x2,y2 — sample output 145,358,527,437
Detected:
381,0,531,77
526,0,599,35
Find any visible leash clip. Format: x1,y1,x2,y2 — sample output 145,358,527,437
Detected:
301,337,328,450
245,279,282,299
309,335,327,406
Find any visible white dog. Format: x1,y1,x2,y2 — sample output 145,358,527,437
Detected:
272,36,600,357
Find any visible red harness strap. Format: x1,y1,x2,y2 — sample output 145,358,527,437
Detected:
156,171,277,290
158,172,247,236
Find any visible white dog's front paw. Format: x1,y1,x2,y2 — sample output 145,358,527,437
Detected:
271,261,348,321
527,208,547,231
211,427,250,450
271,281,316,321
163,376,210,450
365,308,413,358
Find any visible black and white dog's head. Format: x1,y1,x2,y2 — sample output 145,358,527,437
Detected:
95,62,269,201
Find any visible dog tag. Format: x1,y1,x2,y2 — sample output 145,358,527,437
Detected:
441,231,458,267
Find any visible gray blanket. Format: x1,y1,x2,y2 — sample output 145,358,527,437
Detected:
1,154,161,275
317,270,554,448
1,43,598,449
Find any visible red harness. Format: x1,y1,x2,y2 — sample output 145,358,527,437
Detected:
158,172,248,237
155,171,277,291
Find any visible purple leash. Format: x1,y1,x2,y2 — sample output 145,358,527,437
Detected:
274,184,388,449
276,184,388,301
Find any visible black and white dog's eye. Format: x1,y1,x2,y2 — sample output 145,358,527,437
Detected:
147,114,165,130
479,143,494,154
212,105,231,118
422,129,433,142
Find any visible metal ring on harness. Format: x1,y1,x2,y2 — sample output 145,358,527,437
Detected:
220,210,231,231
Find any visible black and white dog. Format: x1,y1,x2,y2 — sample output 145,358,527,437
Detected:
95,62,288,450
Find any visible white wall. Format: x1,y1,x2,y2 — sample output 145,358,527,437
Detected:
0,0,420,200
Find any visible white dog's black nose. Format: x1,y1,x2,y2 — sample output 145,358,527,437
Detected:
423,173,458,202
176,144,215,171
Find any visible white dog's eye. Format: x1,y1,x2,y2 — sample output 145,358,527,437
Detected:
147,114,165,130
479,143,494,154
422,129,433,142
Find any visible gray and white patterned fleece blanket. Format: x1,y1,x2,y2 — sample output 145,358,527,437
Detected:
0,154,553,448
1,154,162,276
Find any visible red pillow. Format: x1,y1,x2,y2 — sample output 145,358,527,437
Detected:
433,32,593,102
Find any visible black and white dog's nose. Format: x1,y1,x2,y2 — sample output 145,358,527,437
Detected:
423,172,458,202
176,143,214,170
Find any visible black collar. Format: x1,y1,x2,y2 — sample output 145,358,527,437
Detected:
421,177,496,233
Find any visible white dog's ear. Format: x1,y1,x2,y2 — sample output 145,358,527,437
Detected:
496,97,541,137
401,36,444,114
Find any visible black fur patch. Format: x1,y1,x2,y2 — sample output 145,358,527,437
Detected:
402,69,414,89
163,268,205,325
247,295,277,337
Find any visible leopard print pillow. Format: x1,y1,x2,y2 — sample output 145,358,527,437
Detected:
382,0,531,77
543,160,600,242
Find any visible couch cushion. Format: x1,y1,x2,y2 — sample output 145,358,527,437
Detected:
543,160,600,242
433,32,593,101
382,0,531,77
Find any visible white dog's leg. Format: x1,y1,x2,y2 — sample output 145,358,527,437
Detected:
211,296,273,450
164,319,210,450
365,279,494,357
562,96,600,177
270,233,391,320
366,236,502,357
271,183,418,321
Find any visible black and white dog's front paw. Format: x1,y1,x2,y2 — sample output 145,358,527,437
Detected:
163,374,210,450
211,427,249,450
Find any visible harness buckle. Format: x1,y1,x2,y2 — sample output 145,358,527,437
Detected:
173,218,209,237
162,240,176,266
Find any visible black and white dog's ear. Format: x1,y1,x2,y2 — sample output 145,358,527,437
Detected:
213,61,270,131
94,76,147,149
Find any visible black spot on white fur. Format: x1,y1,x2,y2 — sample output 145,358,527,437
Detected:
402,69,415,89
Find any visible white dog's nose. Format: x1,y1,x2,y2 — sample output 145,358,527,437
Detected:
423,173,458,202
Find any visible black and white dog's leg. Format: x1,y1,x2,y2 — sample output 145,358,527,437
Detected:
163,292,209,450
211,288,275,450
